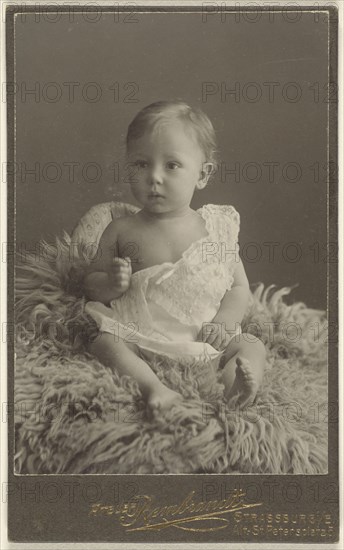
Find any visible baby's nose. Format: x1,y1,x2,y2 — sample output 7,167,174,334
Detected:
150,166,163,185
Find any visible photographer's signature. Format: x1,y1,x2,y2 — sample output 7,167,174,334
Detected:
89,489,262,532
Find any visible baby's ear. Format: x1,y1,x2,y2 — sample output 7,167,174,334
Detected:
197,162,215,189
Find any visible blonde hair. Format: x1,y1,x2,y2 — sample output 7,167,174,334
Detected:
126,100,217,164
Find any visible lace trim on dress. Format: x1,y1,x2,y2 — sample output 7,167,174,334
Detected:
147,204,240,326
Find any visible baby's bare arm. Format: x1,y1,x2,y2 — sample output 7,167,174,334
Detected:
198,259,250,348
83,221,131,304
212,259,250,329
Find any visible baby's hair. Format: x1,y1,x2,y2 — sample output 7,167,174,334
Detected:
126,100,217,164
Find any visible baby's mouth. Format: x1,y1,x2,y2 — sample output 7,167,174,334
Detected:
148,192,164,198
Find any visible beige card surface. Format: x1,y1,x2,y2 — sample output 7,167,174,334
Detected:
1,0,341,547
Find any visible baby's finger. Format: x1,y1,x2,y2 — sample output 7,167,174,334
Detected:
113,256,130,266
114,272,130,282
115,265,130,274
124,256,132,275
113,258,132,275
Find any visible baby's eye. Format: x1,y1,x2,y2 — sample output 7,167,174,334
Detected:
134,160,148,169
166,161,180,170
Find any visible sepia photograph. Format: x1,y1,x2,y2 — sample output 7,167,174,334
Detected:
3,0,340,545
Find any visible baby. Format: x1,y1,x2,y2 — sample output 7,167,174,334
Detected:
83,100,266,418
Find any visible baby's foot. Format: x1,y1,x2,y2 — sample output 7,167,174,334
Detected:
225,357,258,408
147,386,183,421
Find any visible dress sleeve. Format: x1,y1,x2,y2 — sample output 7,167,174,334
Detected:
223,204,240,246
207,204,240,244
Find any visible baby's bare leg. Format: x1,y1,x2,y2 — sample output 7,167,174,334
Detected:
89,333,182,418
219,334,266,407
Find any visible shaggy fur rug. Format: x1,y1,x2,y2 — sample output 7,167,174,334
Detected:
14,234,328,474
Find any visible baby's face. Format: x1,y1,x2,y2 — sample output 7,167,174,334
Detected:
126,121,207,215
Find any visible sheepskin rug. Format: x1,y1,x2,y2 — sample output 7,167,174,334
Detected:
14,235,328,474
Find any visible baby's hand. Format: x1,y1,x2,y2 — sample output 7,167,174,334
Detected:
107,256,132,295
197,322,232,351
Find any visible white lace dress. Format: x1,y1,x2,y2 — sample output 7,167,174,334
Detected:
85,204,241,362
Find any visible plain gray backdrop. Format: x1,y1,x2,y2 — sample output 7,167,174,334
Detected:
14,10,330,309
